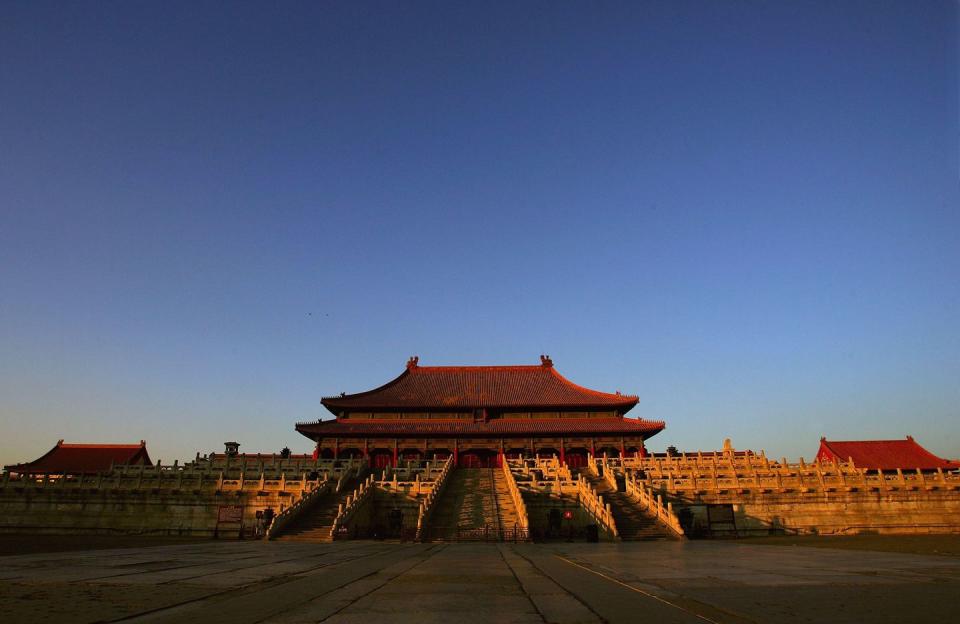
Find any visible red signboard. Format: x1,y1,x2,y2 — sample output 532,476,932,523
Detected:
218,505,244,523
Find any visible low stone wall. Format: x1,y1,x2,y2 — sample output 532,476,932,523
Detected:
349,489,421,537
325,488,422,539
672,489,960,537
0,488,293,537
522,491,615,540
370,489,420,529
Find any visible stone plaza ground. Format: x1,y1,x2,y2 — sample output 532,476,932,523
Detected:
2,537,959,623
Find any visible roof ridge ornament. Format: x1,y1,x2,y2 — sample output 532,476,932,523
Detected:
407,355,419,370
540,354,553,368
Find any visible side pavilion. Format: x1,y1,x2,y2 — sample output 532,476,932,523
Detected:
4,440,152,476
816,436,957,472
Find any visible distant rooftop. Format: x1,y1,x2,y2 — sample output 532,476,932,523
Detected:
817,436,956,471
4,440,151,475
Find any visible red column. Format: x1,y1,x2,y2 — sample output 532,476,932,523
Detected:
392,441,398,467
559,437,566,465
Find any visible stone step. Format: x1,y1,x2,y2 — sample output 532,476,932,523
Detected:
278,528,333,539
578,469,673,541
276,533,333,543
425,468,523,541
269,478,358,540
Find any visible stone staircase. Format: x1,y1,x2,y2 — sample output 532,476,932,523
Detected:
272,482,357,542
425,468,520,541
579,469,670,541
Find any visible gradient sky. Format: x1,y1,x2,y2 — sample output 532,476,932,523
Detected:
2,2,958,465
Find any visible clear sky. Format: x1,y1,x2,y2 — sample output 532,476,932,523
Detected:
1,2,958,465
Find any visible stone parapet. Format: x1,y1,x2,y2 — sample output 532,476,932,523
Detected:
672,488,960,537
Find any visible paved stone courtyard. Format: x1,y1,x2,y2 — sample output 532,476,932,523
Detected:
2,540,958,623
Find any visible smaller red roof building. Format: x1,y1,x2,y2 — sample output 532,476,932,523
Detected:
816,436,956,471
4,440,152,475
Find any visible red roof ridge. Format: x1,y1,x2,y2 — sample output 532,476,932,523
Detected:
417,365,546,371
403,354,555,371
821,436,916,444
59,442,146,449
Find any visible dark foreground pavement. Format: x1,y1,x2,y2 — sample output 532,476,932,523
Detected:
2,540,958,623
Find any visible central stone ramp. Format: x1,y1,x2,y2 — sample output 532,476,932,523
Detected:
579,469,670,541
492,466,520,529
426,468,520,541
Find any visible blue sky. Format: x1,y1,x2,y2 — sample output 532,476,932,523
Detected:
1,1,958,464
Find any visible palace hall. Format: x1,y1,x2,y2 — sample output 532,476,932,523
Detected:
3,356,958,544
296,356,665,469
